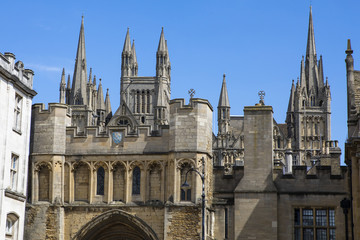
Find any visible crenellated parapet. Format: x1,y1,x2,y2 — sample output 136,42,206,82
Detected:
31,103,71,155
169,98,213,154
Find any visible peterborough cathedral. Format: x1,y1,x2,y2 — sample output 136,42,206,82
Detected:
1,6,356,240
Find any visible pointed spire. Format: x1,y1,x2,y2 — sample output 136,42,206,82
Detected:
157,27,166,52
97,79,106,110
70,16,88,105
105,88,112,115
346,39,354,55
287,80,296,113
59,68,66,103
93,75,97,90
218,74,230,107
132,39,137,62
123,28,132,53
306,6,316,58
318,55,324,88
88,67,92,84
60,68,66,86
67,74,71,90
300,56,306,88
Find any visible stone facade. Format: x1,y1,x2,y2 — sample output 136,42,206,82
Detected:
24,8,351,240
0,52,36,239
345,38,360,239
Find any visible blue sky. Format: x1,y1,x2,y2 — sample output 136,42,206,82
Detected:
2,0,360,164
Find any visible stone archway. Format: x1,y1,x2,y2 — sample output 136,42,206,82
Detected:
73,209,159,240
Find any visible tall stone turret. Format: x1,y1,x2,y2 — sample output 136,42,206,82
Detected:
97,79,106,126
217,74,230,135
156,28,171,79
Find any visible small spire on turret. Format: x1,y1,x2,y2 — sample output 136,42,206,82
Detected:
59,68,66,104
157,27,166,52
105,88,112,115
88,67,92,84
218,74,230,108
97,79,106,110
123,28,132,53
93,75,97,90
346,39,353,55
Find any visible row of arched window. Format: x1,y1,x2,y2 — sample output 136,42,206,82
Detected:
35,161,195,204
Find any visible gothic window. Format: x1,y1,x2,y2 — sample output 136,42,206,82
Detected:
180,163,192,201
10,154,18,190
13,94,22,132
294,208,335,240
141,116,145,124
147,91,150,113
5,213,18,240
97,167,105,195
142,91,145,113
136,91,140,113
132,166,141,195
38,165,50,201
222,109,226,119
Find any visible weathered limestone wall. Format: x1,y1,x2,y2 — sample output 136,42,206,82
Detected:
169,98,213,153
164,206,201,240
234,105,277,240
31,103,70,154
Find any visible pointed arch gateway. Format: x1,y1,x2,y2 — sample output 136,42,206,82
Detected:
73,209,159,240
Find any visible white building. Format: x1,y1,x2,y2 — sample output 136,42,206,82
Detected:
0,52,36,239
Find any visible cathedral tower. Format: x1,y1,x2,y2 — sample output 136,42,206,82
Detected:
286,7,333,166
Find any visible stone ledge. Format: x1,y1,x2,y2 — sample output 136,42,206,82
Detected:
5,189,26,202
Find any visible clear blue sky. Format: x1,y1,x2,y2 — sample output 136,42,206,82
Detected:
2,0,360,164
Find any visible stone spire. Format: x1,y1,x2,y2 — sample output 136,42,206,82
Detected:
121,28,132,77
287,80,295,113
59,68,66,104
105,88,112,115
346,39,356,121
105,88,112,124
131,40,138,76
66,75,71,105
70,16,88,105
300,56,306,90
218,74,230,108
305,6,319,95
156,28,171,78
318,55,324,88
218,74,230,135
97,79,105,110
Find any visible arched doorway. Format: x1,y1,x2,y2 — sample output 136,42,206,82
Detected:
73,209,159,240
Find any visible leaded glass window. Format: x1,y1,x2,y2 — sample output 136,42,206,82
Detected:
294,208,335,240
132,167,140,195
97,167,105,195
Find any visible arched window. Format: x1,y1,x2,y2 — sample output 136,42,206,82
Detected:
180,163,192,201
97,167,105,195
132,167,141,195
5,213,18,239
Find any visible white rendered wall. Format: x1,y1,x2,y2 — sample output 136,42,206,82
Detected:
0,54,34,240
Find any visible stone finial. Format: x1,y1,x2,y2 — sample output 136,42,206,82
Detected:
346,39,353,55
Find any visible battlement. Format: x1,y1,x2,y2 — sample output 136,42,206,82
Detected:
0,52,35,91
169,98,213,153
274,165,348,194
